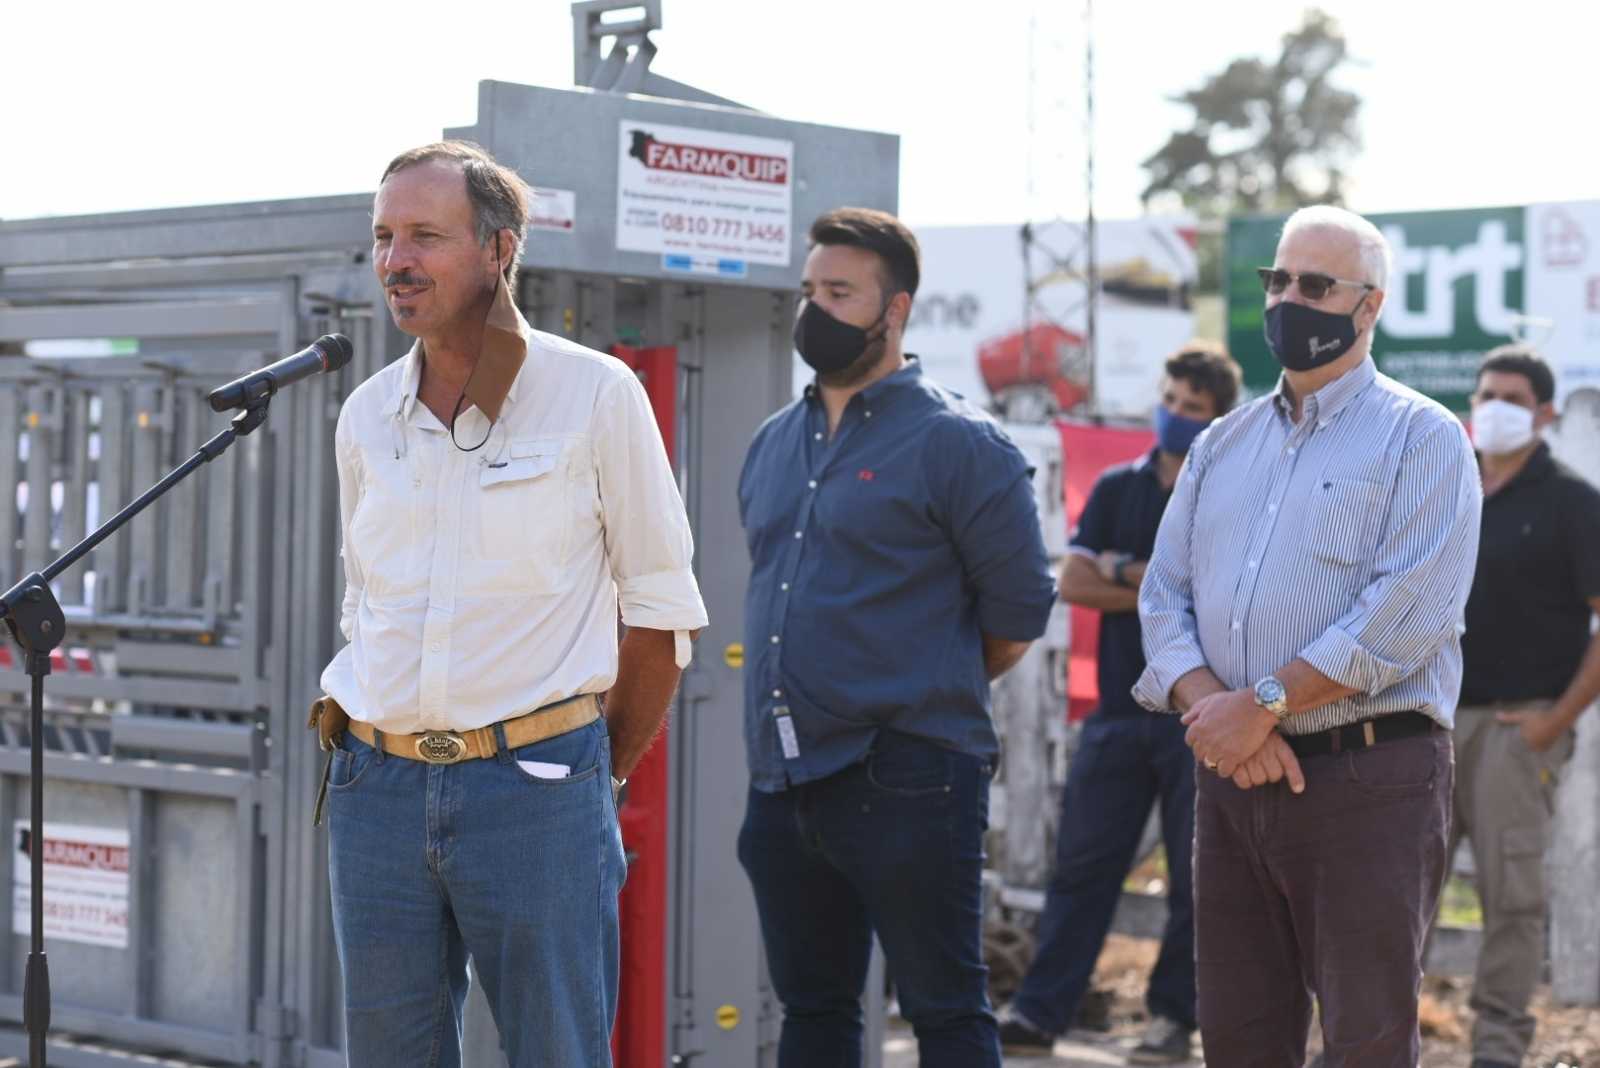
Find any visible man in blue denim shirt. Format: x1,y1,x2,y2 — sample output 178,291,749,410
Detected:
736,207,1056,1068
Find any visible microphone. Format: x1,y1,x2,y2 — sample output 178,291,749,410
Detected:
207,334,354,412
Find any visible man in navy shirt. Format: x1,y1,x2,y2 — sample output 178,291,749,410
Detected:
736,207,1056,1068
999,343,1240,1063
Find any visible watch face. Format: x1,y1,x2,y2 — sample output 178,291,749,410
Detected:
1256,677,1287,705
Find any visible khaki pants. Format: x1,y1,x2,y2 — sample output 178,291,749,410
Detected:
1450,703,1576,1066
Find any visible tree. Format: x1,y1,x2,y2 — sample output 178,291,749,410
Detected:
1142,10,1362,217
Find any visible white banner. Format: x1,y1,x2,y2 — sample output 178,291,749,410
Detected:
12,821,130,949
898,219,1198,419
1525,201,1600,405
616,121,793,268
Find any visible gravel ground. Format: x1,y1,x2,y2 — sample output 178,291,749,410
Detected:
883,934,1598,1067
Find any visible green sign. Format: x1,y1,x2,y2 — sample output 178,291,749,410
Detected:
1227,206,1526,411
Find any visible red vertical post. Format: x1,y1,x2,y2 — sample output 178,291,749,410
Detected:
609,345,678,1068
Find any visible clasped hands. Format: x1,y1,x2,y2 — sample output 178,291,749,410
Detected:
1181,688,1306,794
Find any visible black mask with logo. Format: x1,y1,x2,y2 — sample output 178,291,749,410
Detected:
1263,291,1371,372
793,299,891,379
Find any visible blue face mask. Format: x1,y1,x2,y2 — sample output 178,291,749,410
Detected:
1154,405,1210,456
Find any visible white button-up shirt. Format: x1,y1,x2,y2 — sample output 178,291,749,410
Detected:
319,326,708,734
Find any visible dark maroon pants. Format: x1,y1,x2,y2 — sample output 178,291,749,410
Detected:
1193,729,1452,1067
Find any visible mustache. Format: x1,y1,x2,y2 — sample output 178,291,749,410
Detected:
383,272,430,288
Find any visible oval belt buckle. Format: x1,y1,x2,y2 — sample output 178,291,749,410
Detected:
416,731,468,764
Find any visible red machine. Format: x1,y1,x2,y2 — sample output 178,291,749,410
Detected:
978,323,1090,417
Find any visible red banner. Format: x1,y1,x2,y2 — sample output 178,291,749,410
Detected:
1055,420,1155,721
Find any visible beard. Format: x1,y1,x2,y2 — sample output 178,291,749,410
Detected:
815,336,888,389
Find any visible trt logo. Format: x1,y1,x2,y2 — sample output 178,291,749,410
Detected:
1381,221,1523,338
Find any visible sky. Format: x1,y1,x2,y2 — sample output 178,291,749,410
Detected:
2,1,1595,228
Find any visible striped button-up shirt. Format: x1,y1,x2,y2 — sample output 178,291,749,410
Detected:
1132,357,1482,733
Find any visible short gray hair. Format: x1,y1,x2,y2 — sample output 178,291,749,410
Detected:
380,140,531,286
1280,205,1393,292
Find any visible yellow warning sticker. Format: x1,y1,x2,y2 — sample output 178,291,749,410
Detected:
723,643,745,669
715,1004,740,1031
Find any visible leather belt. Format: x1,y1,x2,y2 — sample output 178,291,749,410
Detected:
308,694,602,825
1284,710,1439,759
343,694,600,764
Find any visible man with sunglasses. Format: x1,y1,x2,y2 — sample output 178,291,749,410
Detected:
1452,346,1600,1068
1134,205,1481,1066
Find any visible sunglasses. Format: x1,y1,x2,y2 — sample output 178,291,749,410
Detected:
1256,267,1376,302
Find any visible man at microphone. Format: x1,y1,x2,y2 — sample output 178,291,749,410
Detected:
310,141,707,1068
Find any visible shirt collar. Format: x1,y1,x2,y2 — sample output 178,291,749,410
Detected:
803,354,923,406
1481,440,1555,492
1271,355,1377,427
389,291,534,423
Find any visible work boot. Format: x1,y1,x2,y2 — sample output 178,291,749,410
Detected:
1126,1015,1194,1064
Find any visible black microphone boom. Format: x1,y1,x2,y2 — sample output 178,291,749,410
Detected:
207,334,354,412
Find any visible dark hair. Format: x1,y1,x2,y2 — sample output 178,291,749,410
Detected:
380,141,531,285
1164,341,1242,414
807,208,921,301
1478,344,1555,404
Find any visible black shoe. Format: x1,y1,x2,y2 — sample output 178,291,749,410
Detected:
997,1015,1056,1056
1075,986,1116,1032
1126,1015,1194,1064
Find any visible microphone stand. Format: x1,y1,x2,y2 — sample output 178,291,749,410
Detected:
0,400,272,1067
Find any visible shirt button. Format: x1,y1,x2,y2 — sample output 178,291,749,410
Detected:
1249,560,1258,569
1231,621,1241,630
772,689,783,698
808,480,817,489
814,432,823,440
794,530,803,539
770,635,781,644
865,410,873,418
430,641,442,652
1268,504,1278,514
780,582,790,591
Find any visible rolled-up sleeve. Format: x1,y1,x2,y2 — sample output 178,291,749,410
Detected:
940,423,1057,641
1133,446,1210,712
592,372,710,632
1298,419,1481,694
334,405,363,642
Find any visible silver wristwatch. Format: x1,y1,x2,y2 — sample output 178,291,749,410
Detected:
1253,675,1289,722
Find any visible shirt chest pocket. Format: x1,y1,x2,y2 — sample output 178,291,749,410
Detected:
1304,478,1389,567
475,439,572,567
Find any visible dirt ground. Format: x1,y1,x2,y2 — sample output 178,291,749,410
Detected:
1085,934,1597,1067
886,932,1600,1065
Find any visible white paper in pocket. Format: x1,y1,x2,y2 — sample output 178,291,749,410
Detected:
517,760,571,780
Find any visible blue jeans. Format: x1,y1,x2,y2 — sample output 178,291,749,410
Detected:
1011,712,1197,1035
326,718,626,1068
737,730,1000,1068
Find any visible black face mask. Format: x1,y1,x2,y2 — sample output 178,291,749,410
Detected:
1263,292,1370,372
792,299,889,377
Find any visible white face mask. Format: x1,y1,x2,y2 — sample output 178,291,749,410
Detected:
1471,398,1537,456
